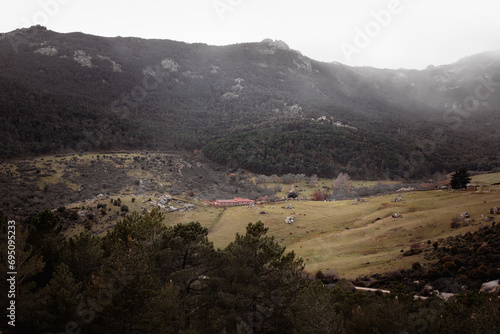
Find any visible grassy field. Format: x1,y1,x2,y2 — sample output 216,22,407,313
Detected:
471,172,500,186
3,152,499,279
166,180,500,278
70,171,498,278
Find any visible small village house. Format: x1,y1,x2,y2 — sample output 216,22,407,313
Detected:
204,197,256,207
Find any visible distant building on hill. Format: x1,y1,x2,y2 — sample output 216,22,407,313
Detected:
204,197,256,207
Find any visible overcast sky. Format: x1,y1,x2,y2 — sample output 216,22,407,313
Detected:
2,0,499,69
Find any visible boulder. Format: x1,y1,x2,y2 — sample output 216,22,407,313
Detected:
421,285,434,297
479,280,500,294
393,195,404,202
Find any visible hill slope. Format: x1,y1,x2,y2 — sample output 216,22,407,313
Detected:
1,26,500,177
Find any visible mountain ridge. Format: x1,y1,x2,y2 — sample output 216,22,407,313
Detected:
1,26,499,178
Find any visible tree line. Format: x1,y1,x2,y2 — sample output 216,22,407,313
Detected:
1,209,499,333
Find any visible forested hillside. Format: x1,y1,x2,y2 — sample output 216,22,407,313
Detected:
203,121,411,178
1,26,500,178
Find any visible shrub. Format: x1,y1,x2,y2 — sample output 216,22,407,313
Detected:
443,261,456,271
311,190,329,201
69,210,79,221
412,262,423,271
476,244,490,255
451,217,461,228
121,205,129,212
472,264,489,280
273,185,282,193
306,174,318,186
315,270,325,282
83,219,93,231
458,274,469,284
403,248,422,257
440,255,455,263
410,242,421,249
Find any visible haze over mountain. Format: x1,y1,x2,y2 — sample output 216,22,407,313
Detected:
1,26,499,179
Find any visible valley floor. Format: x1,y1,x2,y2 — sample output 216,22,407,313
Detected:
1,151,499,278
168,184,500,278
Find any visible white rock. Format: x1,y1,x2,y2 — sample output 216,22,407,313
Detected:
73,50,94,68
480,280,500,293
34,46,58,56
161,58,179,71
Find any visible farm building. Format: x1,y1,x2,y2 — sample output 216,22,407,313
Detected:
205,197,256,207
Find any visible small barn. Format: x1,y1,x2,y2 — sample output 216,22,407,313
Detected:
211,197,256,207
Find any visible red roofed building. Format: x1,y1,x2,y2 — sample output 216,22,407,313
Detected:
212,197,256,207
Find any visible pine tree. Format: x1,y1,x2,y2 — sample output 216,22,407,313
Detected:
291,281,345,334
34,263,84,333
27,209,65,286
450,167,471,189
220,222,304,333
61,230,104,288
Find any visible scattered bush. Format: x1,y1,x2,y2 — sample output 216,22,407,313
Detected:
69,210,79,221
403,249,422,257
451,217,461,228
443,261,456,271
83,219,93,231
311,189,329,201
